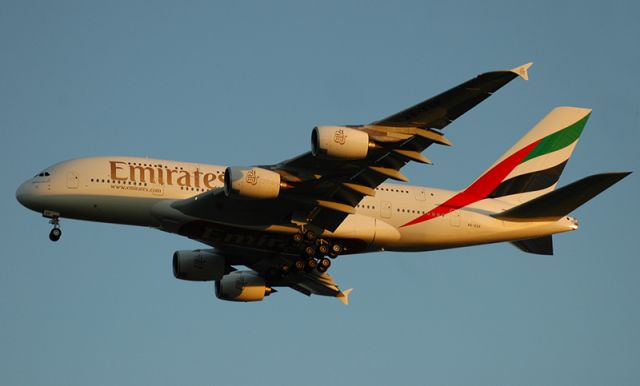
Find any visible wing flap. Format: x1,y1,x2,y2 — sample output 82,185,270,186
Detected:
368,166,409,182
316,199,357,214
392,149,432,164
367,125,453,146
342,182,377,196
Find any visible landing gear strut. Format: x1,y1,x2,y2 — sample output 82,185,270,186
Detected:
48,217,62,242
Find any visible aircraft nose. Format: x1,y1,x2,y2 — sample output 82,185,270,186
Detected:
16,180,36,209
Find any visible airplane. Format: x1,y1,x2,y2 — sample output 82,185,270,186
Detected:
16,63,630,305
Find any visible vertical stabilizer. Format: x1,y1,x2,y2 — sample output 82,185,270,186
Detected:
468,106,591,203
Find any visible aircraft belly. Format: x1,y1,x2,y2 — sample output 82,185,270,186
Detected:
177,220,377,257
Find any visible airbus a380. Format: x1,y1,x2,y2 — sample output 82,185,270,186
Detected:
16,63,630,304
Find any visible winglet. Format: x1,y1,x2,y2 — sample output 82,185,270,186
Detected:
337,288,353,305
510,62,533,81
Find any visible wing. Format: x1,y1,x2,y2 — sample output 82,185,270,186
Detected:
173,63,531,233
268,63,532,231
286,270,353,305
373,62,532,129
232,248,353,304
171,64,531,303
209,245,353,304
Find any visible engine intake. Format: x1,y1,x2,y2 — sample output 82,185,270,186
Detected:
311,126,370,160
215,271,275,302
224,167,281,199
172,250,226,281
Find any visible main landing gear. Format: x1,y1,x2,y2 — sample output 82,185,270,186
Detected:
48,216,62,242
279,229,344,275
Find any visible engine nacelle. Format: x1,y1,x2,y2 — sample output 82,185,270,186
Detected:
172,250,225,281
215,271,275,302
224,167,281,199
311,126,370,160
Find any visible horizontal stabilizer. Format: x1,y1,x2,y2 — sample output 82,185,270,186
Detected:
511,236,553,255
494,172,631,222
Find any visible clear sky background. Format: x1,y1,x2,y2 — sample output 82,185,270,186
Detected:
1,1,638,385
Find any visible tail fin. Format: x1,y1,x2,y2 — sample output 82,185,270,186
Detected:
494,172,631,222
467,106,592,203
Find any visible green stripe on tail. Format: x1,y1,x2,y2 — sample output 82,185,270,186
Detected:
521,113,590,164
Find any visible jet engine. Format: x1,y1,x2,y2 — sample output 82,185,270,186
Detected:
224,167,281,199
215,271,275,302
172,250,226,281
311,126,370,160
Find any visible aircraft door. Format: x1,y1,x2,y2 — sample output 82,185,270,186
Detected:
380,201,392,218
415,189,426,201
66,171,79,189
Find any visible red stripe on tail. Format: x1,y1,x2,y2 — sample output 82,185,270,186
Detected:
401,140,540,227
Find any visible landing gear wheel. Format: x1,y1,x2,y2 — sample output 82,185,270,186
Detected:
294,259,305,272
318,244,330,255
48,216,62,242
319,257,331,270
304,245,316,257
49,228,61,242
328,243,342,258
305,258,317,271
280,264,291,276
292,233,304,244
304,230,317,243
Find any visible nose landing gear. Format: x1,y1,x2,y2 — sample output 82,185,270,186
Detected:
47,215,62,242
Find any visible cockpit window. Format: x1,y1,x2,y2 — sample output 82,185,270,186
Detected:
35,172,51,177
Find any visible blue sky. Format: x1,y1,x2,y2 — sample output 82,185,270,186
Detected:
1,1,638,385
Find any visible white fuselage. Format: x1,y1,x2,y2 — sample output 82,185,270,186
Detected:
16,156,578,253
